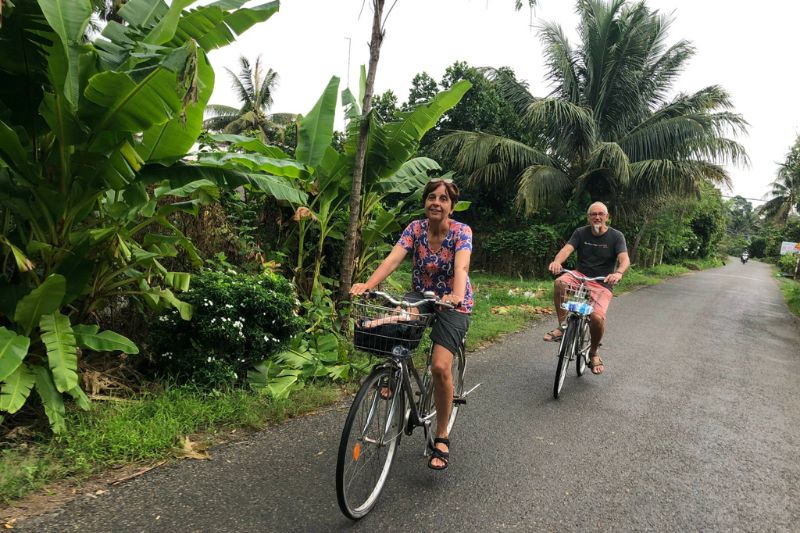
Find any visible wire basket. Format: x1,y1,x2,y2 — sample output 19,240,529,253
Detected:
559,283,599,315
351,300,434,357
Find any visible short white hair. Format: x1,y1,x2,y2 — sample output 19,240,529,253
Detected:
587,202,608,216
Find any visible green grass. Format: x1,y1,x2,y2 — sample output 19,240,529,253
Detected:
778,278,800,316
0,385,342,503
0,258,725,505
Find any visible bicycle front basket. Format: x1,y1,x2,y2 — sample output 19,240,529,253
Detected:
351,301,432,357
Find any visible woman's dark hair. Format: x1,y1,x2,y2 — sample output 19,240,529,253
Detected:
422,179,460,208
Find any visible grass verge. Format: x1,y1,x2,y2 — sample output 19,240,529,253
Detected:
0,259,723,506
778,278,800,316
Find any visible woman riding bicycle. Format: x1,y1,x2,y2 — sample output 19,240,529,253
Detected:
350,177,472,471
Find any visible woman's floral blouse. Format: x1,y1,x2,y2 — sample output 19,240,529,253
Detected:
397,219,473,313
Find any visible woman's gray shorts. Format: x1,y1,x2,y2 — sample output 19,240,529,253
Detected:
430,309,470,358
402,292,470,357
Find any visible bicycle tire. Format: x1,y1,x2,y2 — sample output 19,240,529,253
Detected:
575,319,590,377
553,319,577,399
336,366,404,520
422,343,465,444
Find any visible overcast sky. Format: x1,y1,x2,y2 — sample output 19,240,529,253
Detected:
206,0,800,203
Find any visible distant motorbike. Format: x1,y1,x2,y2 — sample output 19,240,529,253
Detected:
741,255,749,264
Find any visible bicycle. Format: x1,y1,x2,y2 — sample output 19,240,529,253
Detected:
335,290,479,519
552,270,606,399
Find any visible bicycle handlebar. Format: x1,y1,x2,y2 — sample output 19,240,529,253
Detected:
362,290,457,309
558,269,607,282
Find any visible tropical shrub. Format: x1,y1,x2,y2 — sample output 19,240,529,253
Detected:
148,269,303,387
477,225,559,277
778,253,799,276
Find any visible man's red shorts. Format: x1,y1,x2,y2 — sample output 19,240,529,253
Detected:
557,271,613,320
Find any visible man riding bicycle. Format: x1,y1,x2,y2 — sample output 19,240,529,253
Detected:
544,202,630,375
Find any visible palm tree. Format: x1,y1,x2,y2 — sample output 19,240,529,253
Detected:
436,0,747,221
759,163,800,225
204,55,293,142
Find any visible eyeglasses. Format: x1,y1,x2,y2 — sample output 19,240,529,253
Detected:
429,177,453,184
588,212,607,217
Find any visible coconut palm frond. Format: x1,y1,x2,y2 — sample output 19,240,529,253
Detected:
758,161,800,224
257,68,278,110
525,98,597,158
630,159,729,199
224,66,253,111
515,165,572,215
537,21,580,102
585,141,631,185
269,112,297,126
483,67,538,116
468,162,515,187
238,55,256,101
435,131,552,179
204,104,240,118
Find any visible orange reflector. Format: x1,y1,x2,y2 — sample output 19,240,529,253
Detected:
352,442,362,461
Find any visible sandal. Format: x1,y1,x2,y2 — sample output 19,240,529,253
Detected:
588,355,604,375
543,328,563,342
427,437,450,471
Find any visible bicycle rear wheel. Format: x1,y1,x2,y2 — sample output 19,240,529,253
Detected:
336,366,404,519
553,320,577,399
422,343,465,444
575,319,590,376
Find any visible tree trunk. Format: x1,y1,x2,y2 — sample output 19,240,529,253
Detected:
629,218,650,265
338,0,385,301
651,235,659,268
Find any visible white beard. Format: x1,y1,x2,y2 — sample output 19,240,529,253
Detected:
593,224,602,233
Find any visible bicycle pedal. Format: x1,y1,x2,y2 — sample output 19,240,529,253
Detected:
452,397,466,405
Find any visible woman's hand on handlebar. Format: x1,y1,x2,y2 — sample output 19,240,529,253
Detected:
350,283,370,296
439,293,463,308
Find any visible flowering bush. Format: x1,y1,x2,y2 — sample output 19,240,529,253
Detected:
148,270,304,387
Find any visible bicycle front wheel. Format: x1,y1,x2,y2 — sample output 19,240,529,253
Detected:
553,320,577,399
422,343,465,441
336,366,404,520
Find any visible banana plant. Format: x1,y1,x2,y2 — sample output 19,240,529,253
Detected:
0,0,280,432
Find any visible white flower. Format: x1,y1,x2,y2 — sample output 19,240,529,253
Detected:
264,335,269,342
507,289,514,296
523,291,534,299
207,357,212,363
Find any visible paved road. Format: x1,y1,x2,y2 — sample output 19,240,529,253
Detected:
17,260,800,532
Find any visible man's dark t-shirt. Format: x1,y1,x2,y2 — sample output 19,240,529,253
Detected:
567,226,627,290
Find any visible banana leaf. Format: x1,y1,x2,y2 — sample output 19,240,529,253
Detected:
0,363,35,414
0,326,30,381
13,274,66,336
72,324,139,354
296,76,339,168
33,364,66,433
39,312,78,393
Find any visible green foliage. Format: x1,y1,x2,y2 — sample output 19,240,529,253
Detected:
759,135,800,225
778,253,799,276
436,0,747,223
148,269,303,387
0,0,280,431
778,278,800,316
479,225,560,277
